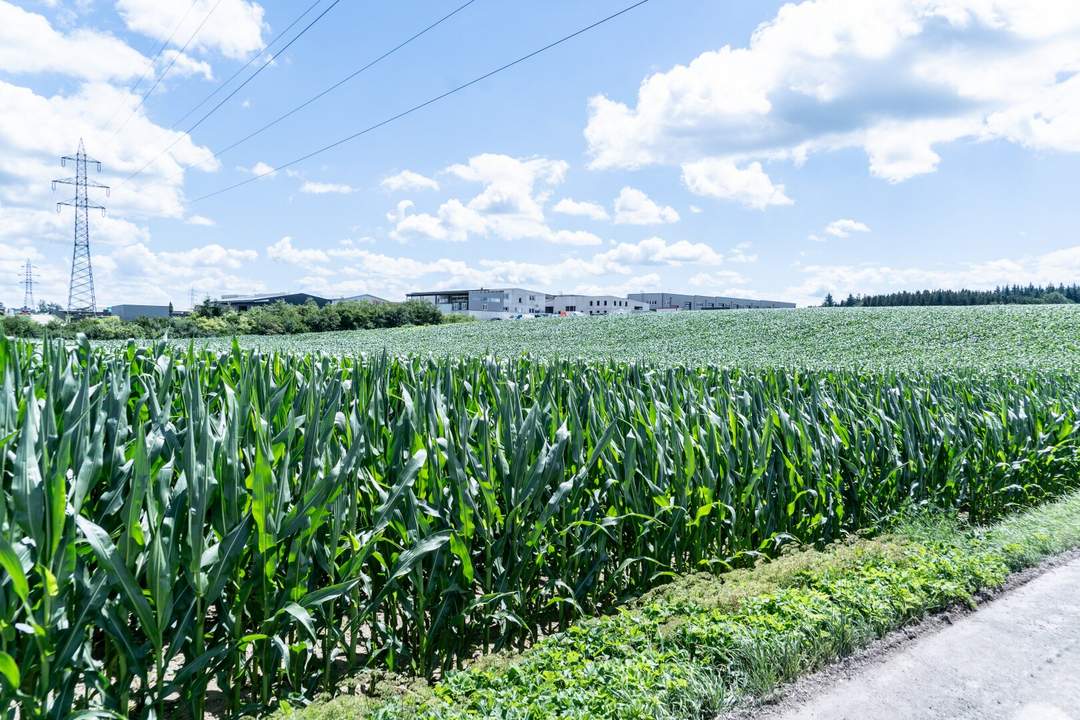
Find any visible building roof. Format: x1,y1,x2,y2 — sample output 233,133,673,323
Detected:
216,291,329,303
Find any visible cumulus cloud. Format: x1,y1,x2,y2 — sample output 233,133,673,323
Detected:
613,187,680,225
787,244,1080,306
300,180,356,195
267,236,329,266
585,0,1080,198
389,153,587,245
381,170,440,192
186,214,216,226
824,219,871,238
0,1,152,81
553,197,610,221
160,49,214,81
246,161,276,177
116,0,267,59
681,159,792,209
0,81,217,220
257,235,737,300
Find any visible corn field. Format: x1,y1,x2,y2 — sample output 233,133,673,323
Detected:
1,336,1078,719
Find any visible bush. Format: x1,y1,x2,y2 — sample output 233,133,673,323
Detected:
1,314,43,338
8,299,450,340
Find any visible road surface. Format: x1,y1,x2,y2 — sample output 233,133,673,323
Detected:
748,556,1080,720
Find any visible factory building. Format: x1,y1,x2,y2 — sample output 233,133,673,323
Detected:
545,294,647,316
211,292,332,312
108,304,171,321
406,288,548,318
628,292,795,311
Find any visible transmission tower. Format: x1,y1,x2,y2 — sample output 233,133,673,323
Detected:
53,139,109,314
21,260,36,312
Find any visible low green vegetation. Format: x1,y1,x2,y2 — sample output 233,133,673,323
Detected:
277,490,1080,720
186,305,1080,372
0,299,454,339
1,331,1078,719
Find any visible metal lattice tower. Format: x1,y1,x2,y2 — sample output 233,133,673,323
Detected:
53,139,109,314
21,260,35,312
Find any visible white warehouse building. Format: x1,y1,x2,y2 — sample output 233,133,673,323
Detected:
546,294,647,316
406,288,548,318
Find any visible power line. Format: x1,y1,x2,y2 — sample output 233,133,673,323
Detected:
104,0,201,130
191,0,651,204
213,0,479,159
168,0,325,130
111,0,228,137
124,0,345,183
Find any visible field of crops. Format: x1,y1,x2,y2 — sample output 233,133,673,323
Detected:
2,323,1079,719
187,305,1080,372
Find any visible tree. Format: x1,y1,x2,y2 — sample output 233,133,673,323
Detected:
822,293,835,307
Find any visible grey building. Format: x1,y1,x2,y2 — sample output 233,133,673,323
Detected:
546,294,647,316
212,292,331,311
628,292,795,311
407,288,547,317
109,304,171,321
334,294,390,305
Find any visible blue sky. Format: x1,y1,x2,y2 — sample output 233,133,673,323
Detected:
2,0,1079,309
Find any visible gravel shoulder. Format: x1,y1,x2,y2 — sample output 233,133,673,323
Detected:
732,551,1080,720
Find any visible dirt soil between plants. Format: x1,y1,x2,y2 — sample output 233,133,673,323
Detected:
728,549,1080,720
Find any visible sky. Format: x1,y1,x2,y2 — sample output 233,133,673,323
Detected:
1,0,1079,310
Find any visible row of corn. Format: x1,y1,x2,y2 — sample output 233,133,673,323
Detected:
1,336,1077,719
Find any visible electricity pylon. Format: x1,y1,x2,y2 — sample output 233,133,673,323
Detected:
53,139,109,314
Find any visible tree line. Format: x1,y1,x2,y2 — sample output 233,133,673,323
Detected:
823,283,1079,308
1,299,461,339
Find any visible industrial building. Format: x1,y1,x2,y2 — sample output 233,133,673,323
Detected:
108,304,171,322
334,293,389,305
407,288,548,317
212,292,331,311
546,294,647,316
628,292,795,311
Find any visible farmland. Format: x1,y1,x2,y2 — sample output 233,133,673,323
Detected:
187,305,1080,372
2,306,1080,718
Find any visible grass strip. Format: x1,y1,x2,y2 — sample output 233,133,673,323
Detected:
274,489,1080,720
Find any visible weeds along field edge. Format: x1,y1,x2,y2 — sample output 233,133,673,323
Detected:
1,334,1079,718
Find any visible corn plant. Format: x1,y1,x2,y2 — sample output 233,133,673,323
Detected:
0,335,1077,719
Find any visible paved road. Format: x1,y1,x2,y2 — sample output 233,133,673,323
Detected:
752,557,1080,720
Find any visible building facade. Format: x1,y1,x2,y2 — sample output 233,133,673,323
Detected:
627,293,795,311
333,294,390,305
212,292,331,311
545,295,647,316
108,304,171,321
407,288,547,317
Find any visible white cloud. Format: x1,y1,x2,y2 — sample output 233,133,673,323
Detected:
300,180,356,195
186,214,216,226
381,170,439,192
116,0,267,59
689,205,703,214
0,80,217,220
596,236,725,267
0,1,151,81
681,159,793,209
267,236,329,266
247,161,276,177
613,187,680,225
824,219,871,238
254,235,737,302
389,153,581,245
585,0,1080,190
688,270,751,289
728,241,758,263
549,230,604,246
553,197,610,221
161,49,214,81
787,244,1080,307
